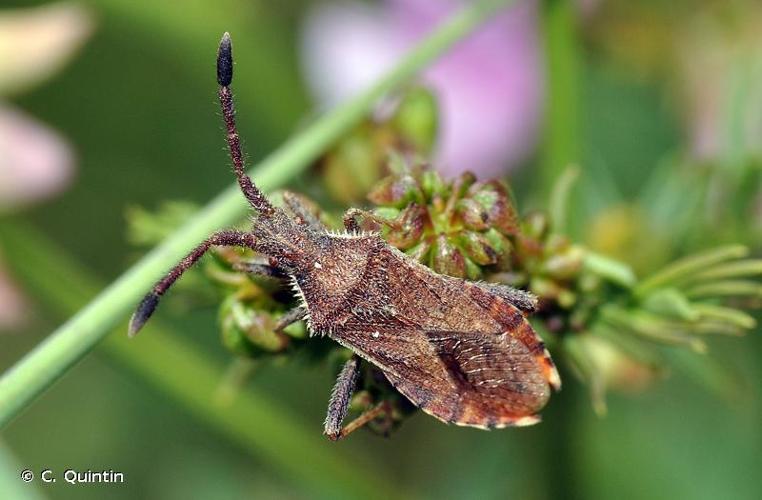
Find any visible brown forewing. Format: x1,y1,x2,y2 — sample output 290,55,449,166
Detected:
323,245,558,429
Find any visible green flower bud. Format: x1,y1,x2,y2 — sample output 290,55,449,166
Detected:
543,246,585,279
367,173,423,208
482,228,512,257
219,296,290,356
406,240,431,263
457,198,490,231
453,172,477,198
431,234,466,278
219,296,257,356
220,318,258,357
385,204,427,250
367,162,523,282
458,231,499,266
420,169,445,199
468,180,519,235
564,334,661,416
464,257,483,280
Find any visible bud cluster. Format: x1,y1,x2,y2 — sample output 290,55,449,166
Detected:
362,160,519,280
364,163,761,413
322,87,438,204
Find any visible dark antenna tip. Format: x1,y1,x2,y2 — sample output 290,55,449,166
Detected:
217,32,233,86
128,292,160,337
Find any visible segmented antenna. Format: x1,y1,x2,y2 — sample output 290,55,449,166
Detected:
217,32,275,216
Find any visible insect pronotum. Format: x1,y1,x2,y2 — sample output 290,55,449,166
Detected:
129,33,561,440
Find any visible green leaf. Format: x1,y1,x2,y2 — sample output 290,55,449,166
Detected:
688,260,762,283
692,303,757,330
684,280,762,299
584,251,637,288
641,288,699,321
635,245,749,297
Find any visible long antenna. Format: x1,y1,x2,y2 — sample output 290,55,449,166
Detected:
217,32,275,216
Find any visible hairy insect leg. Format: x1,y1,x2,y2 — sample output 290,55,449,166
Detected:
273,306,307,332
129,230,257,337
231,261,285,278
342,208,402,233
282,191,327,231
230,261,306,331
330,402,391,441
324,355,361,440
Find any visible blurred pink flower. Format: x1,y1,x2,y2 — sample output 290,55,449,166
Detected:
301,0,544,179
0,2,92,213
0,2,92,331
0,104,75,212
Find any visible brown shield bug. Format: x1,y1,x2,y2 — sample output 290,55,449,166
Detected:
129,33,561,440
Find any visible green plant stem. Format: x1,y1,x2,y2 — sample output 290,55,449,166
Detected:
0,223,397,499
0,0,513,428
540,0,581,197
538,4,581,500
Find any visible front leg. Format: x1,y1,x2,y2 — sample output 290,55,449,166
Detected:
129,230,258,336
282,191,327,231
342,208,402,233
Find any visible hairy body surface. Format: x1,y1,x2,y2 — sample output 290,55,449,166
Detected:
129,33,560,438
290,233,560,428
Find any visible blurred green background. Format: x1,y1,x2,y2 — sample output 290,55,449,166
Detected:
1,1,761,499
